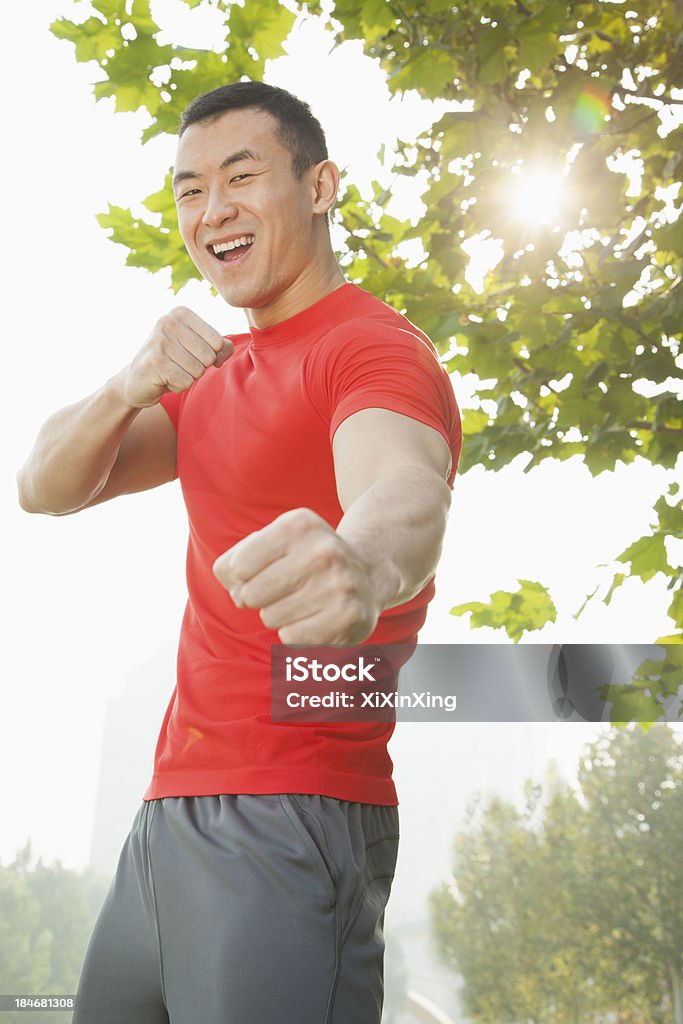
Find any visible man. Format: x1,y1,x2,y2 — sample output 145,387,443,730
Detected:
17,81,461,1024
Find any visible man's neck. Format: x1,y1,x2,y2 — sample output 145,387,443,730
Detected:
245,259,347,331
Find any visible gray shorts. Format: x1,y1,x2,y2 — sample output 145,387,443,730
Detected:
72,794,399,1024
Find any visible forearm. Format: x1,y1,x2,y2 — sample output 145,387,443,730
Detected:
17,367,140,515
336,465,452,612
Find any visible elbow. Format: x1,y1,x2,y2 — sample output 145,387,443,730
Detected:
17,487,51,516
16,469,70,516
18,496,77,517
16,468,39,514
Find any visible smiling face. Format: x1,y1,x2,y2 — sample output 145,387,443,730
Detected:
173,106,337,321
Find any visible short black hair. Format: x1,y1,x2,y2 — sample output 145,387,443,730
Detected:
178,81,328,182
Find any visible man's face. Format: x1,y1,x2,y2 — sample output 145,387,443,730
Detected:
173,107,320,310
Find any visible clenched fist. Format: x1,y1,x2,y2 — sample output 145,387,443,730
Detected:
212,508,386,645
121,306,233,408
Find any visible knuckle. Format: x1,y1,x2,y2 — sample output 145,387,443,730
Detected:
157,313,175,333
169,305,190,319
280,623,309,645
170,369,193,391
342,595,363,623
156,324,176,349
286,507,317,529
335,572,356,599
212,561,228,585
312,537,340,568
260,607,278,629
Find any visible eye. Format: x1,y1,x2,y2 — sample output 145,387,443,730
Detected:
231,173,252,183
177,188,200,200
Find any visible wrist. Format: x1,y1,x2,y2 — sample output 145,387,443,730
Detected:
103,366,141,415
336,522,403,613
368,557,403,612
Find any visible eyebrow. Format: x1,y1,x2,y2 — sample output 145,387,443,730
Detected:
172,148,262,190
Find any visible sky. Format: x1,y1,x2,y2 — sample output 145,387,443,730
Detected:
2,0,679,870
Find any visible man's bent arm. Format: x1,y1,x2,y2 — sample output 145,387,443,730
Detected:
17,307,232,517
17,369,144,516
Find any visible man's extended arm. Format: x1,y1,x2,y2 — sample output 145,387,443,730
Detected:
17,307,232,516
333,407,452,611
212,407,453,645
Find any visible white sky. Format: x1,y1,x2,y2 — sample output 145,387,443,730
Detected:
2,1,678,869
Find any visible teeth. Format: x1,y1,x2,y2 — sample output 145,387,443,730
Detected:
212,235,254,254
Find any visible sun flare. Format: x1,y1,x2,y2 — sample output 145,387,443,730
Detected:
510,168,565,226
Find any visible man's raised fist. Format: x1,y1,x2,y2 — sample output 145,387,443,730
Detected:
121,306,233,409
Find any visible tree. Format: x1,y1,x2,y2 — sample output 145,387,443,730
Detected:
577,725,683,1023
326,0,682,646
429,784,617,1024
49,0,681,650
430,725,683,1023
0,843,109,1024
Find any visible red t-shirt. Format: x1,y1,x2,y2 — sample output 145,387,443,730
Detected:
143,282,461,805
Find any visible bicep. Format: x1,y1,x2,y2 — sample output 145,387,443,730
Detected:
78,402,178,511
332,407,452,511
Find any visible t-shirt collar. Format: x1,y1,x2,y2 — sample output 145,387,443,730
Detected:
247,282,358,347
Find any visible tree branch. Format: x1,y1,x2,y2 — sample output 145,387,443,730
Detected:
626,421,683,433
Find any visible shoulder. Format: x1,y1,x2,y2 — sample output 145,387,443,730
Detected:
310,308,443,373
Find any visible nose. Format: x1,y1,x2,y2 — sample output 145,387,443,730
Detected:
201,187,238,228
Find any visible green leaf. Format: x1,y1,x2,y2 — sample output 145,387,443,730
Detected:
461,409,491,435
654,216,683,254
50,16,121,63
451,579,557,642
616,532,670,583
360,0,396,45
663,587,683,639
604,572,626,605
478,26,510,85
606,685,664,723
437,112,483,161
573,582,600,620
389,50,456,98
96,199,198,292
517,30,558,74
229,3,296,62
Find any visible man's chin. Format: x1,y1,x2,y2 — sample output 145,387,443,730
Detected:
209,279,256,309
194,261,258,308
217,289,261,311
214,281,278,312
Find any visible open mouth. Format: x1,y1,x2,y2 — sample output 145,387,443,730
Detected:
209,235,255,264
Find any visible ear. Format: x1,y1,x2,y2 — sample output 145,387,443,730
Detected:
310,159,340,217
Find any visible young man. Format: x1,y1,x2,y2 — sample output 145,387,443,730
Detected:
17,82,461,1024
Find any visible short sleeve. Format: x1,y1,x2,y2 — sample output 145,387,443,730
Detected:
304,318,462,485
